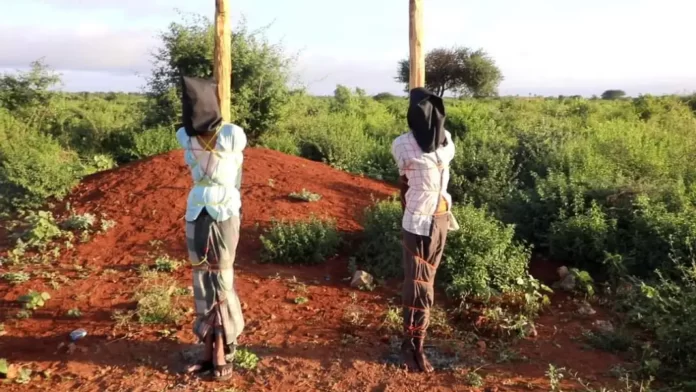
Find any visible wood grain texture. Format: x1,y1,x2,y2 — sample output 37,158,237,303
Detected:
214,0,232,121
409,0,425,90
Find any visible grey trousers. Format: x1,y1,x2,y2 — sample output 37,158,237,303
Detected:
186,211,244,349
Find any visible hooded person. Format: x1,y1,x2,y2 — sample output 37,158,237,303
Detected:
176,76,247,381
390,88,459,373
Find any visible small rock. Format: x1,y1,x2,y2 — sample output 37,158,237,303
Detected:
593,320,615,334
554,273,577,292
350,271,374,290
5,364,18,380
577,301,597,316
524,323,538,338
557,266,570,279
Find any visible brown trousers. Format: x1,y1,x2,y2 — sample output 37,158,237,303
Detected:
402,214,449,338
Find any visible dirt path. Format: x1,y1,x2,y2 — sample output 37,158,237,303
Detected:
1,148,626,391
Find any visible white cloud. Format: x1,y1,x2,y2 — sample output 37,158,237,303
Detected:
34,0,175,14
0,25,157,73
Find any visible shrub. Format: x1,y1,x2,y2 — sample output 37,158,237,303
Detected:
443,204,532,299
616,270,696,383
2,272,30,285
355,197,403,279
233,348,260,370
356,199,533,299
154,256,181,273
127,127,180,160
549,201,617,275
61,212,96,231
259,217,341,264
259,131,300,155
18,291,50,310
145,15,291,139
19,210,63,248
0,111,80,208
626,196,696,279
134,273,186,324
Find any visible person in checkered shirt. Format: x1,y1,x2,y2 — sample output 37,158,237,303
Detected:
391,88,459,373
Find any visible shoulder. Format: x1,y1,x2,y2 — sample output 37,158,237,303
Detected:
444,130,454,146
442,130,456,157
220,123,247,151
391,132,412,151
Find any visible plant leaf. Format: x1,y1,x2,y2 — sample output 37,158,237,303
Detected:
0,358,8,375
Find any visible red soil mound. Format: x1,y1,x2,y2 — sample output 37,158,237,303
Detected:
0,148,628,392
61,147,396,269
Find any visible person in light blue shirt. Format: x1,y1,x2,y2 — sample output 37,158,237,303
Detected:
177,76,245,381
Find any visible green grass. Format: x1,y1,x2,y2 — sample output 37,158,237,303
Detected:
133,273,186,325
260,217,341,265
288,189,322,202
2,272,30,285
233,348,260,370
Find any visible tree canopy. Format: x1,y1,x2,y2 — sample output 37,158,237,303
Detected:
601,90,627,100
145,14,293,140
397,47,503,97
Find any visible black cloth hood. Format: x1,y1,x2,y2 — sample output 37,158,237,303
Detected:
407,87,447,153
181,76,223,137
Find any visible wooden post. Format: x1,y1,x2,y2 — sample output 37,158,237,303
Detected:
214,0,231,122
409,0,425,90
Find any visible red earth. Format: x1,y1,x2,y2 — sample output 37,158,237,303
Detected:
0,148,628,391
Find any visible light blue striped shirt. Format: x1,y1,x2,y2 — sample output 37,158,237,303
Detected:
176,123,247,222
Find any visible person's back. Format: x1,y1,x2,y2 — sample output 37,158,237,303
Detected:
391,88,459,373
176,122,246,222
391,129,455,237
177,76,245,381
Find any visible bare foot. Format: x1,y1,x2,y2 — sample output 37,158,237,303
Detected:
414,350,434,373
400,339,420,372
185,360,213,374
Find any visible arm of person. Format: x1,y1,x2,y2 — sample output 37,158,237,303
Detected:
391,138,409,212
399,175,409,212
175,127,188,148
226,124,247,192
230,125,247,216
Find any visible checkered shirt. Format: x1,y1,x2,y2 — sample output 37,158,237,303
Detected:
391,130,456,236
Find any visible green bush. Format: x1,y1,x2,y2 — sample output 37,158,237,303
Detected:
442,204,532,298
617,271,696,383
549,201,617,275
356,199,533,299
145,15,291,139
626,196,696,279
355,197,403,279
19,210,63,248
128,127,180,160
259,217,341,265
259,131,300,156
0,111,80,208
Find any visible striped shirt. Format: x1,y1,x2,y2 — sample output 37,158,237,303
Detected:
391,130,457,236
176,123,247,222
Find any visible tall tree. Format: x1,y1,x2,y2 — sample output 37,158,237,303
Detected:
145,14,293,140
601,90,627,100
397,47,503,97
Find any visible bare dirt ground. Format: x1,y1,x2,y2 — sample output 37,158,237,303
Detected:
1,148,627,391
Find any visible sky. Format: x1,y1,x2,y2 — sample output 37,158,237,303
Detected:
0,0,694,96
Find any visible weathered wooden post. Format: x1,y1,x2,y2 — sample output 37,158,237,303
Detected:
214,0,231,121
409,0,425,89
